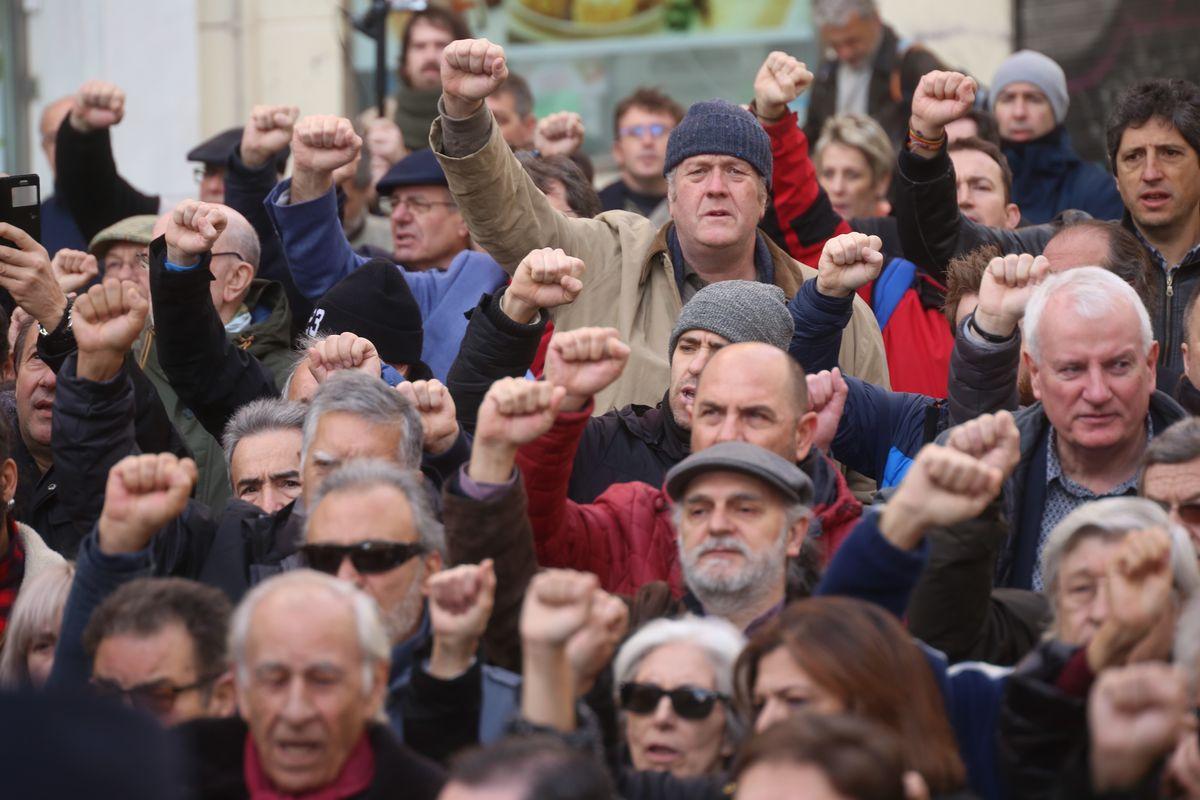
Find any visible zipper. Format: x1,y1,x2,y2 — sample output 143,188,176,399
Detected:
1163,266,1177,366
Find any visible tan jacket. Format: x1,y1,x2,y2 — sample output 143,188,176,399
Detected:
433,110,890,411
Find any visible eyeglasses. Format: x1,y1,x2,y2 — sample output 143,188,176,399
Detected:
193,165,225,183
619,123,670,140
300,541,427,575
104,251,151,272
91,674,219,716
210,251,245,262
379,195,457,216
1150,498,1200,526
619,681,727,720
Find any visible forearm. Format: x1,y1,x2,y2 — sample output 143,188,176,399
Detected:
788,279,852,373
815,511,929,617
521,643,577,732
264,179,367,302
54,119,158,242
947,315,1022,426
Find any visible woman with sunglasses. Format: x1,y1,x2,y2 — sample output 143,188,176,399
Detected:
612,616,746,779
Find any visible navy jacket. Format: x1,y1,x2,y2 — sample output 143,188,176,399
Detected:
1003,127,1125,226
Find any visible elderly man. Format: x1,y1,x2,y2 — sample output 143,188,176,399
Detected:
220,398,305,514
803,0,943,146
300,460,521,750
177,570,445,798
265,120,507,381
988,50,1124,224
431,38,888,411
1141,418,1200,551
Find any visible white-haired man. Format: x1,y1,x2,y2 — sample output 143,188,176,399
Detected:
176,570,445,798
998,266,1186,590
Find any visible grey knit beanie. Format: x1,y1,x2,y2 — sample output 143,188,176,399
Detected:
990,50,1070,125
668,281,793,360
664,100,773,183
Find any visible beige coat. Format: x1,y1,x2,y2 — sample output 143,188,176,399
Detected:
433,111,890,412
17,522,64,579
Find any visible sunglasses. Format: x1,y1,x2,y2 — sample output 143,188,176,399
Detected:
300,541,427,575
619,681,727,720
91,674,218,716
1150,498,1200,526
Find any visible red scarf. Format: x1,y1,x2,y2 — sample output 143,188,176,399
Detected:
243,732,375,800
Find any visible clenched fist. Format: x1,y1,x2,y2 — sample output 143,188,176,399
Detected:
817,232,884,298
165,200,227,266
544,327,631,412
242,105,300,169
50,249,99,294
881,443,1005,549
501,247,586,324
306,332,382,384
440,39,509,118
973,253,1050,338
98,453,198,555
290,115,363,203
754,51,813,122
534,112,585,158
70,80,126,133
395,379,460,456
910,70,978,145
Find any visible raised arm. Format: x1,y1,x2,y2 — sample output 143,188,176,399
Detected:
55,80,159,242
151,200,278,442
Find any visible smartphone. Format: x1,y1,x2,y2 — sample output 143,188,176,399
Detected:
0,174,41,249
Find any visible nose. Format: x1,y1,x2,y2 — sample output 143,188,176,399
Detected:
702,169,729,196
687,348,713,377
391,202,414,225
336,555,366,588
712,412,741,444
707,505,734,537
202,174,224,201
1142,152,1165,182
281,676,316,723
956,180,973,208
259,485,284,515
651,694,677,726
826,172,847,197
1089,581,1110,627
39,367,57,391
755,698,786,733
1081,366,1114,405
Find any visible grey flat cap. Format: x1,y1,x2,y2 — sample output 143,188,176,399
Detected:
665,441,813,505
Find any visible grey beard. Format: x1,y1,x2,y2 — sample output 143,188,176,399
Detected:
384,561,427,645
678,527,788,617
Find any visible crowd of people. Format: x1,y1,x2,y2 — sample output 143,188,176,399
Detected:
1,0,1200,797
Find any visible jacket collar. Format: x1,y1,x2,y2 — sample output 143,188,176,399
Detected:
388,608,432,688
641,222,806,300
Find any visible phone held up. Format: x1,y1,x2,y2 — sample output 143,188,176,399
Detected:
0,174,41,249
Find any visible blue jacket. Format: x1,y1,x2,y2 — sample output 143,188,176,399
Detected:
817,513,1010,800
264,180,507,380
1004,127,1125,225
789,280,947,487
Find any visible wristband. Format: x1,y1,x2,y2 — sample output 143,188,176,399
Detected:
907,127,946,153
38,295,75,337
968,312,1014,344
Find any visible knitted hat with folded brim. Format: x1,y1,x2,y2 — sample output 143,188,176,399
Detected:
664,99,773,183
307,258,423,366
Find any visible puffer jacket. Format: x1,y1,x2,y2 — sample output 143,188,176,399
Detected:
432,105,890,412
515,404,862,596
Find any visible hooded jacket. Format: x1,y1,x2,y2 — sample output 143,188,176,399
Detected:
1003,126,1125,225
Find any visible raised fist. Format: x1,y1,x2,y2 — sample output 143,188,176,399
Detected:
806,368,849,454
910,70,978,138
50,249,99,294
534,112,585,157
474,377,566,452
72,277,149,358
973,253,1050,338
242,105,300,169
165,200,227,266
291,115,363,176
440,39,509,117
98,453,198,556
1106,527,1173,640
543,327,631,411
1089,663,1190,792
306,332,381,384
70,80,126,133
882,444,1004,549
817,232,884,298
395,379,460,456
754,51,813,122
945,410,1021,479
565,588,629,696
363,116,407,184
500,248,586,324
426,560,496,678
520,569,598,649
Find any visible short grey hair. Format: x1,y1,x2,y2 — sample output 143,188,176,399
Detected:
0,560,74,688
304,459,445,557
811,0,878,29
613,615,747,742
228,570,391,713
1024,266,1154,363
301,371,424,470
222,398,307,478
1041,497,1200,632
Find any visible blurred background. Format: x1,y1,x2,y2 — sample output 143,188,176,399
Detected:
0,0,1195,207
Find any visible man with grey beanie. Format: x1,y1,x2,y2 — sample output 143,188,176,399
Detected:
989,49,1124,224
431,37,888,414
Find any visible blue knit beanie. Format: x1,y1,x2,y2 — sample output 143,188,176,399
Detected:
664,99,773,183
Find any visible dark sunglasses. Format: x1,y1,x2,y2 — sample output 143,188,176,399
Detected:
300,541,427,575
619,681,727,720
1150,498,1200,526
91,674,218,716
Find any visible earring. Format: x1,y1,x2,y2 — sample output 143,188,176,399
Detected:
6,499,13,511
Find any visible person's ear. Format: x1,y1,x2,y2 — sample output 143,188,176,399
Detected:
424,550,443,576
1004,202,1021,229
1023,349,1043,401
0,457,17,507
223,262,254,303
1147,340,1160,387
206,671,238,717
785,512,810,558
794,410,817,463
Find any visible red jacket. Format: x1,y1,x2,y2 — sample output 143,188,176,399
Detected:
516,404,863,597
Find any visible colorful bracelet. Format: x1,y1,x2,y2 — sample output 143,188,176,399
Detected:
907,126,946,152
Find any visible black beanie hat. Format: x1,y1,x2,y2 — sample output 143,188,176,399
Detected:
306,259,423,365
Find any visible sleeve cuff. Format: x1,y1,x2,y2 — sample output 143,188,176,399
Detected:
164,258,202,273
457,465,519,500
898,146,952,184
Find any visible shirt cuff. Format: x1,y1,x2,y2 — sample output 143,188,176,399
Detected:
457,465,518,501
164,258,202,273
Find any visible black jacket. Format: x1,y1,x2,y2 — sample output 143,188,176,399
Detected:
148,238,280,443
176,717,444,800
804,24,943,147
1132,215,1200,392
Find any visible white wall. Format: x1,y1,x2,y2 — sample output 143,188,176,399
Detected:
22,0,201,209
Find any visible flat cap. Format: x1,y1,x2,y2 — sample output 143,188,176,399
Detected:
665,441,813,505
88,214,158,257
375,147,448,195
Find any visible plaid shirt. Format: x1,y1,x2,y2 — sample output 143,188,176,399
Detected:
0,519,27,639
